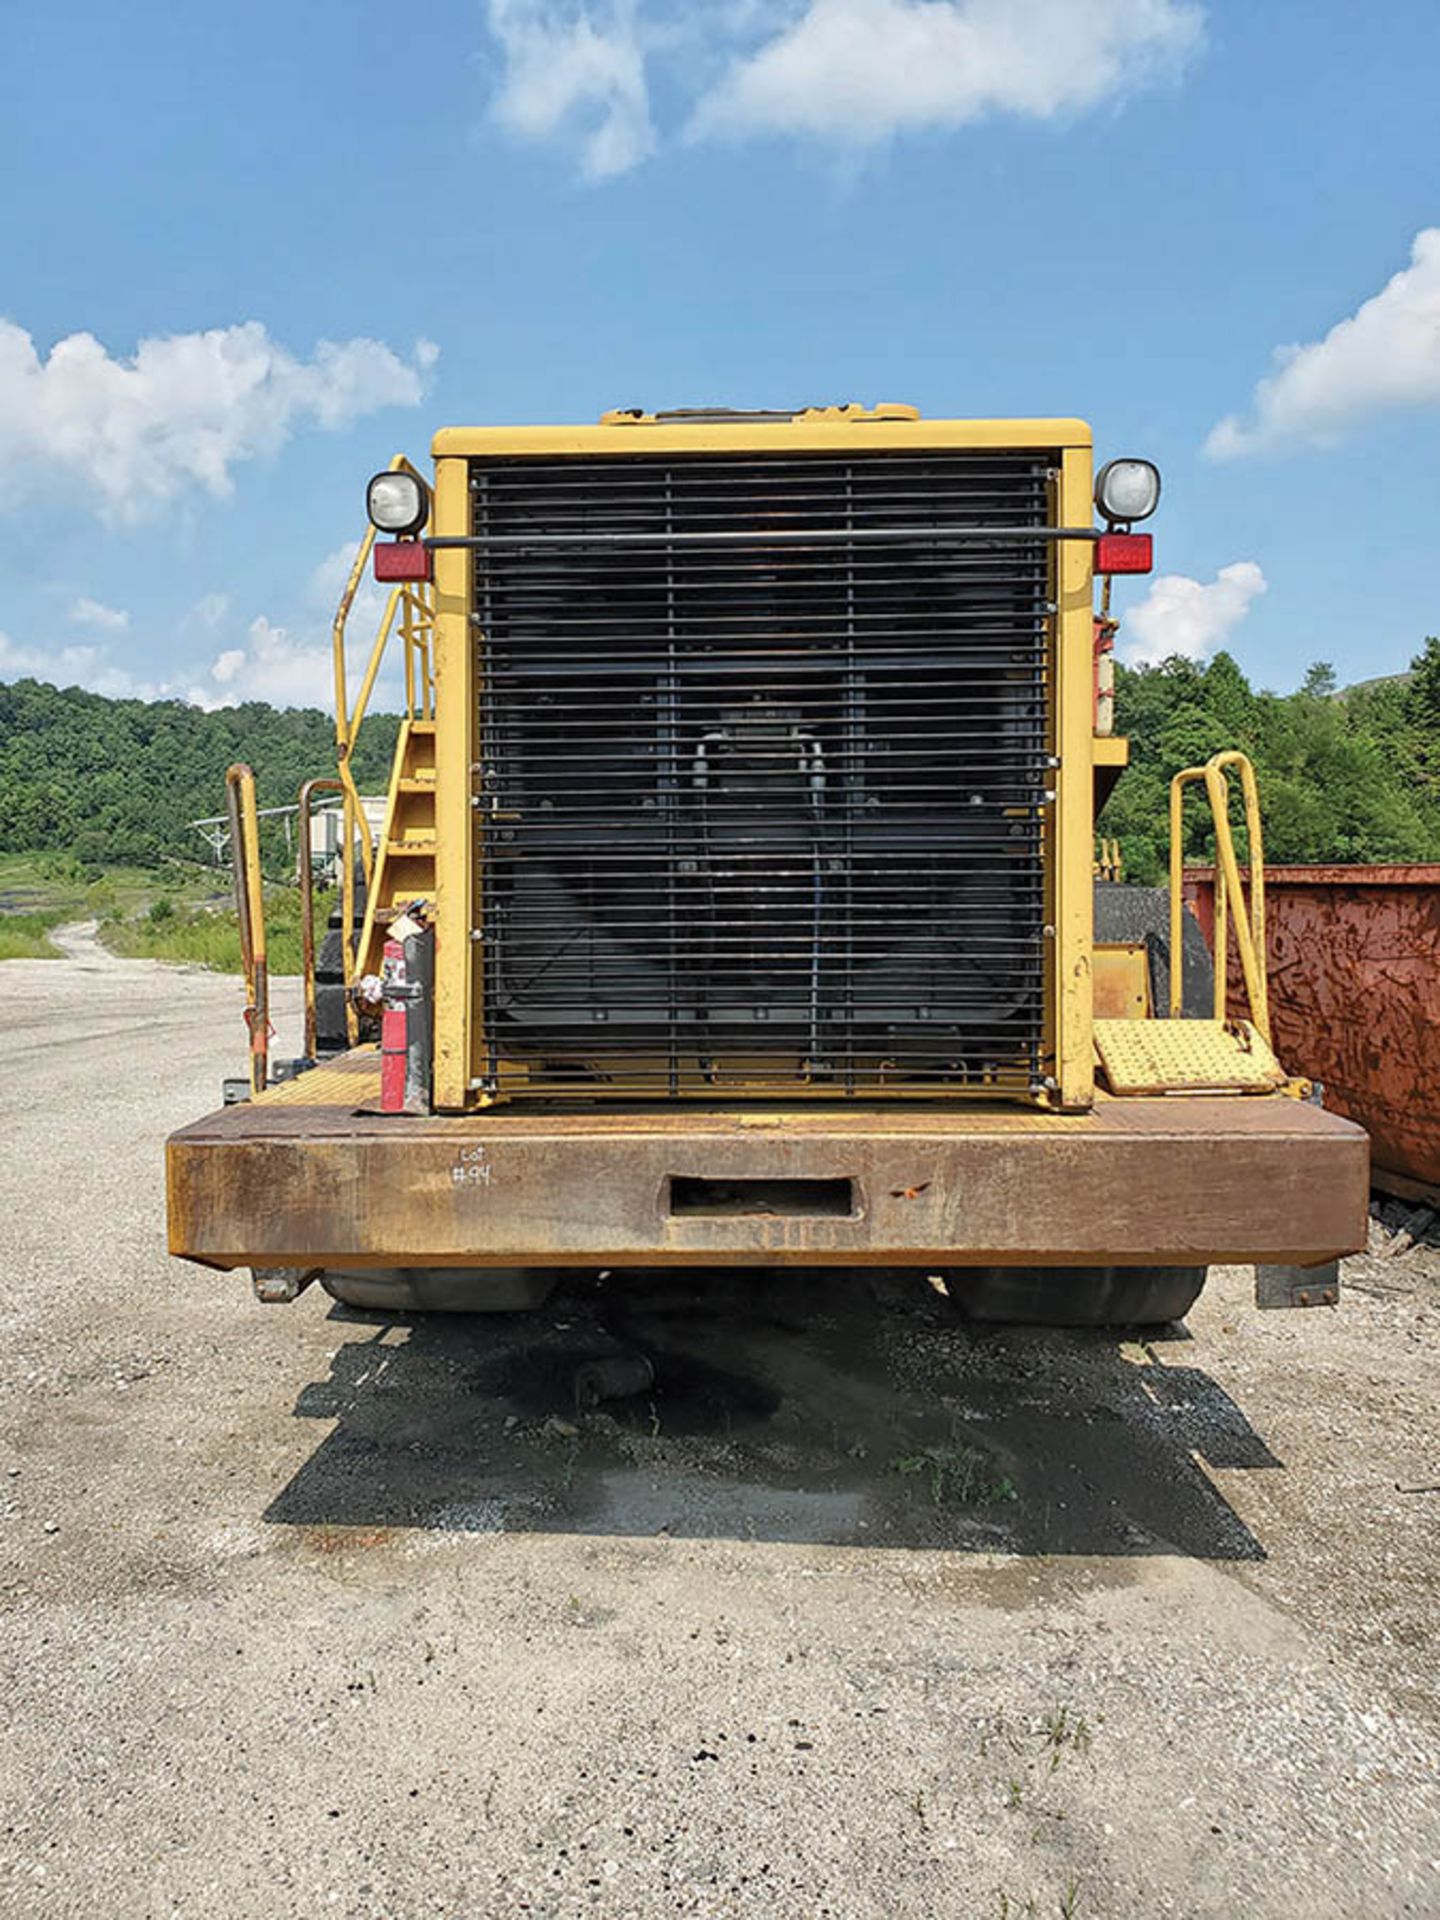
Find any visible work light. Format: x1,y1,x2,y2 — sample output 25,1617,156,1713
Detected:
1094,458,1161,525
366,470,430,537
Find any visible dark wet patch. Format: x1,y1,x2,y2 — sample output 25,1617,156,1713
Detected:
266,1268,1274,1560
472,1341,780,1437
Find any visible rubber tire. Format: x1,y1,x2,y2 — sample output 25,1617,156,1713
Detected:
1094,882,1215,1021
320,1267,565,1313
946,1264,1207,1328
314,873,367,1056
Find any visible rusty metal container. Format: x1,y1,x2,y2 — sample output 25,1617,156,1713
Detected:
1184,865,1440,1203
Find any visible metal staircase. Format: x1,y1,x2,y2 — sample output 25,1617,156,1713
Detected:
294,454,438,1036
355,714,436,980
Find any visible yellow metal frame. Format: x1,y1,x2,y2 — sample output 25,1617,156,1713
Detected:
328,453,436,1035
1094,838,1124,881
434,415,1091,460
425,411,1098,1112
296,775,344,1060
431,453,476,1111
224,763,268,1095
1169,750,1270,1043
1054,440,1095,1109
1093,942,1150,1020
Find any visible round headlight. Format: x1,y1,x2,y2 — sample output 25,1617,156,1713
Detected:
366,470,430,536
1095,458,1161,525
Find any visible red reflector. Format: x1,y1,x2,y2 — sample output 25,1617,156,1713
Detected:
1094,532,1152,575
374,540,432,583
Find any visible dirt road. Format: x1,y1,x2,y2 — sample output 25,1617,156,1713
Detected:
0,940,1435,1918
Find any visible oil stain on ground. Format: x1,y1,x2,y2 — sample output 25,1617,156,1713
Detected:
265,1267,1271,1560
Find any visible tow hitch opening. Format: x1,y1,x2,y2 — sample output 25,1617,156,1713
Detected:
668,1177,855,1219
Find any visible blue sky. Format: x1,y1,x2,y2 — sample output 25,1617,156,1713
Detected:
2,0,1439,708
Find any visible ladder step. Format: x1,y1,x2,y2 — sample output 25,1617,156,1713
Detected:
386,840,437,856
398,777,436,793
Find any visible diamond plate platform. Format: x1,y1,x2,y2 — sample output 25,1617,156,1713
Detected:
1094,1019,1287,1097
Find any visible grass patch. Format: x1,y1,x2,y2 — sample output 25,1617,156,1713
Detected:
0,851,229,922
101,886,312,975
892,1443,1018,1507
993,1886,1084,1920
0,911,64,959
0,849,319,976
1039,1706,1093,1772
0,850,300,973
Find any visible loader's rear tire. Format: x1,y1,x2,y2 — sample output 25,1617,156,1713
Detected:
320,1267,564,1314
314,875,368,1056
1094,882,1215,1021
946,1265,1207,1328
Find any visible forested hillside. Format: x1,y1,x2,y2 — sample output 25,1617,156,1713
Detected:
0,679,399,868
1106,635,1440,881
3,638,1440,880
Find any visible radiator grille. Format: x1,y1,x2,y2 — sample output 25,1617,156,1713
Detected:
470,449,1054,1098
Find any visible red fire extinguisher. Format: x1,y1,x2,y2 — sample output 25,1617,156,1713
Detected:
377,913,434,1114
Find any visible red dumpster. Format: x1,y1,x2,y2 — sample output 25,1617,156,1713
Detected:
1183,865,1440,1204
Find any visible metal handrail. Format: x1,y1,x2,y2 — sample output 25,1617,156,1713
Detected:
1169,750,1270,1043
329,453,434,1016
297,776,344,1060
225,763,269,1094
426,522,1106,551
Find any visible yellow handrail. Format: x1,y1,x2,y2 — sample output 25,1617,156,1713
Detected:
225,763,269,1094
296,776,344,1061
1168,750,1270,1044
328,452,434,1022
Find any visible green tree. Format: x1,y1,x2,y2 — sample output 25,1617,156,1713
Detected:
0,678,399,870
1107,642,1440,881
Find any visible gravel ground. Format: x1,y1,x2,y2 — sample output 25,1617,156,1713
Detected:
0,930,1436,1919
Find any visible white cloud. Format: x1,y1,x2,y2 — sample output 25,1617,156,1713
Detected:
180,534,410,712
0,624,227,705
0,630,162,700
1207,229,1440,460
196,615,336,710
184,592,231,630
0,319,438,523
692,0,1201,144
198,593,404,713
1120,561,1266,667
210,647,247,686
482,0,1201,171
487,1,654,178
0,525,416,715
69,596,129,632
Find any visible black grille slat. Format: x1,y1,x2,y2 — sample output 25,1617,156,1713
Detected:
470,448,1052,1098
